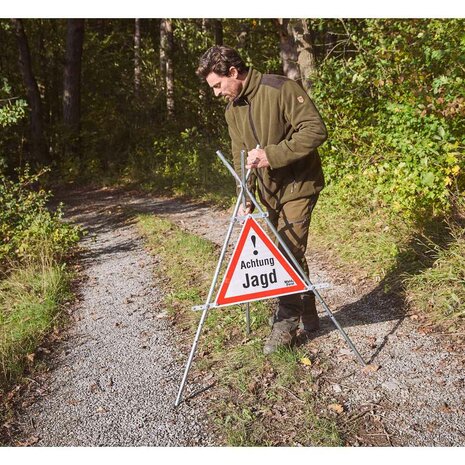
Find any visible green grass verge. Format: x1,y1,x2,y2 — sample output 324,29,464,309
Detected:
137,214,342,446
0,263,72,387
310,182,413,281
404,222,465,327
310,181,465,330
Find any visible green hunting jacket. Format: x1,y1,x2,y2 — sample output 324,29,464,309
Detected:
225,68,327,210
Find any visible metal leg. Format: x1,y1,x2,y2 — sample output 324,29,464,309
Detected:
241,149,252,337
175,193,244,406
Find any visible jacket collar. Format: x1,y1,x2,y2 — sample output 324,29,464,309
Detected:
233,68,262,106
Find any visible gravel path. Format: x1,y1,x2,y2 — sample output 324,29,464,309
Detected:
13,188,214,446
10,186,465,446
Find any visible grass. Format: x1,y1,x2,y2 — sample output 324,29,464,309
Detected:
310,182,413,281
310,181,465,331
404,221,465,327
136,214,343,446
0,261,72,387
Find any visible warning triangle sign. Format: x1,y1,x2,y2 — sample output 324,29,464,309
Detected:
215,217,308,306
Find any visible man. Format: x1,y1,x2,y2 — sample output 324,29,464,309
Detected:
197,46,328,355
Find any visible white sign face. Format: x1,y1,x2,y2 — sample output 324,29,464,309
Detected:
215,217,307,306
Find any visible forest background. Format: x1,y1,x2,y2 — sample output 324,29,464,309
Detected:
0,16,464,387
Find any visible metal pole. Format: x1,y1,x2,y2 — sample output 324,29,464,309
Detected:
216,151,366,366
175,191,245,406
241,149,251,336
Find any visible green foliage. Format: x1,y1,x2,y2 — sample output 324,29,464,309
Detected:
124,127,234,201
0,77,27,172
404,218,465,326
0,79,27,130
312,19,465,220
0,167,81,268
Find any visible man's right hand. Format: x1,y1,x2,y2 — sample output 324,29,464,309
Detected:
238,202,252,218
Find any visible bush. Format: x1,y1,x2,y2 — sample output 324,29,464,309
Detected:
0,166,81,269
124,127,234,201
312,19,465,221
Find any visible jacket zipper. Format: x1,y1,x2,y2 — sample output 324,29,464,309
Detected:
247,100,266,193
248,102,260,147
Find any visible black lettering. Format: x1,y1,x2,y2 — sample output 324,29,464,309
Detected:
269,269,277,284
260,273,269,288
243,273,250,288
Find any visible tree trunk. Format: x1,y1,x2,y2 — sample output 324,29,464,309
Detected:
11,18,48,164
63,19,85,160
134,18,141,98
213,19,223,45
160,19,174,118
159,20,167,82
237,21,249,49
276,19,300,81
290,19,317,92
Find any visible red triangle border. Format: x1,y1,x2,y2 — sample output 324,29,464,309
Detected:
216,217,307,306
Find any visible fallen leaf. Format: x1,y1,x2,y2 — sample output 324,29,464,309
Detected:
362,364,380,374
89,383,100,393
328,403,344,414
439,402,453,413
26,353,35,363
418,326,433,335
300,357,312,367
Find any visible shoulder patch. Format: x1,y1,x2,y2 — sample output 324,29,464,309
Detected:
297,95,304,103
260,74,288,89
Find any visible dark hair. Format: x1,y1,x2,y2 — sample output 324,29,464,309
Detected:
196,46,248,80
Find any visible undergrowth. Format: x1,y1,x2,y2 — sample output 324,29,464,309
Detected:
0,261,72,386
0,167,81,388
310,181,465,331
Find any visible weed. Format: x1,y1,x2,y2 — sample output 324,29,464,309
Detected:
404,220,465,326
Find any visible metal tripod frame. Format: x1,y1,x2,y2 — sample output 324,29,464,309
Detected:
174,150,366,407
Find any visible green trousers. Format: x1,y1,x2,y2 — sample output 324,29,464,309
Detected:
266,194,319,331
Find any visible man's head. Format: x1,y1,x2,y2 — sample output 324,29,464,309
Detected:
196,46,249,102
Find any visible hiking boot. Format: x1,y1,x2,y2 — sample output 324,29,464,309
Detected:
263,324,296,355
301,292,320,332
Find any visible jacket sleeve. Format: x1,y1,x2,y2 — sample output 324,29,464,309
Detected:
225,108,257,199
265,80,328,170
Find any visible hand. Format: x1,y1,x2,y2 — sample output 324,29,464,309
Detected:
238,202,252,218
246,148,269,169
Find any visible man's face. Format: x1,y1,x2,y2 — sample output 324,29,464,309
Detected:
206,68,243,102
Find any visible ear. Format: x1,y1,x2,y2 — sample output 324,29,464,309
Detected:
228,66,239,78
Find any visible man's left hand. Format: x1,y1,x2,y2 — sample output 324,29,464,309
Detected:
246,148,270,169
